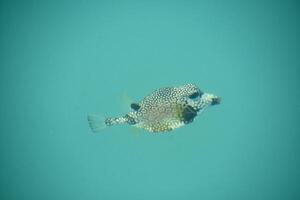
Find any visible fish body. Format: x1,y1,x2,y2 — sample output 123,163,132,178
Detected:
88,84,220,133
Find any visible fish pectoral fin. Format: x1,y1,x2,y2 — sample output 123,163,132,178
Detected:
130,103,141,111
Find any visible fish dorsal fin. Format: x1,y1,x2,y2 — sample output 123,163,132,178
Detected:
120,91,134,113
131,103,141,111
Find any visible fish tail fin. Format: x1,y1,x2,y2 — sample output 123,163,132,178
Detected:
87,114,108,133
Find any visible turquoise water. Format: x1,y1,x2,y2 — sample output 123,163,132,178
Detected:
1,1,300,199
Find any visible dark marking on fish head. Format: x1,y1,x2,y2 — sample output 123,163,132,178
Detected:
188,90,203,99
182,105,197,124
182,88,204,113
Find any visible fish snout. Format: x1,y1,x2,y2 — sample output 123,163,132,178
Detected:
211,96,221,105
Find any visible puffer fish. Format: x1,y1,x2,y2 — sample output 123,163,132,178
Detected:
88,84,221,133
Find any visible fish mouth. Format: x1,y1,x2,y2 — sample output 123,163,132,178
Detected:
211,97,221,105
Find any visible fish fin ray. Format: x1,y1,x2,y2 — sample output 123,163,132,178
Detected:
87,114,107,133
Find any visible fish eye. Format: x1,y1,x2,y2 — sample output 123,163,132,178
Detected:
189,91,202,99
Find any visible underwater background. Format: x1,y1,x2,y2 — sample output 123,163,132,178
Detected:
1,0,300,199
